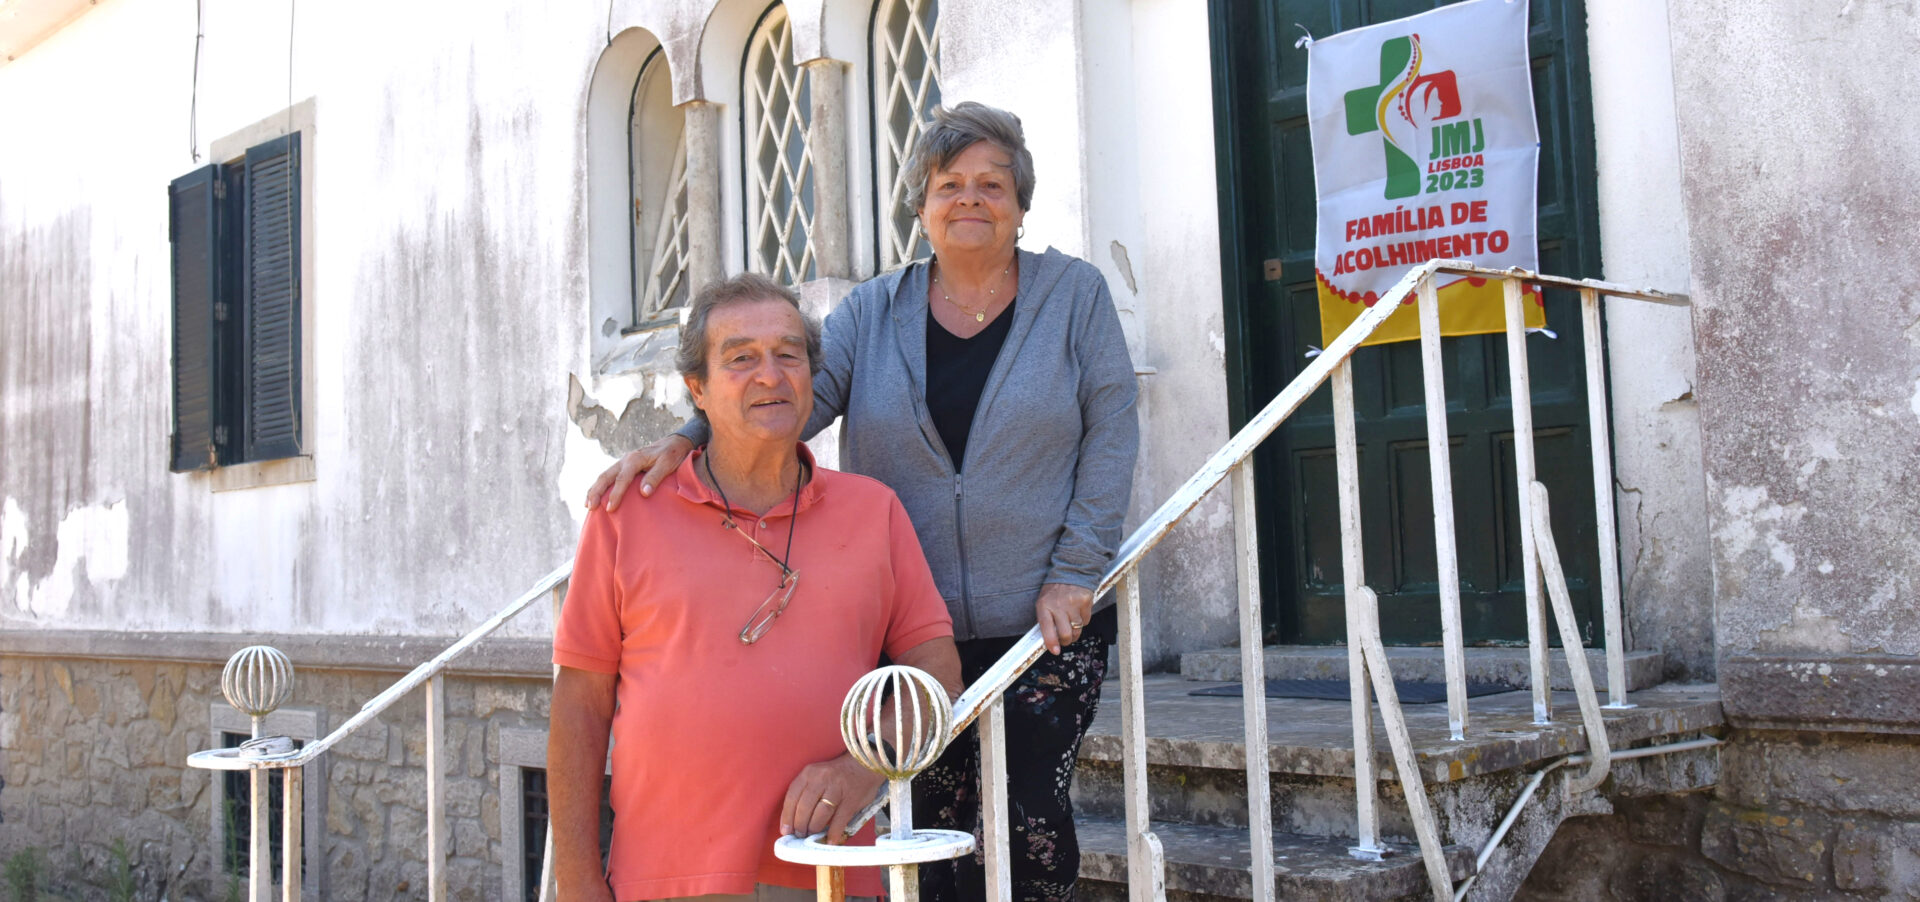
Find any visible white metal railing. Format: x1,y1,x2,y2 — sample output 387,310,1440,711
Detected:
913,260,1687,902
192,261,1686,902
189,561,573,902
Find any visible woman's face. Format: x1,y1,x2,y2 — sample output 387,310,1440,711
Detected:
918,140,1024,260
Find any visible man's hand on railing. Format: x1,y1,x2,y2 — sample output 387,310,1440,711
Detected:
586,434,696,512
780,753,887,844
1036,583,1095,655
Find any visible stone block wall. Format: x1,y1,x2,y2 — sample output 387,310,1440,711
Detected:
1518,729,1920,900
0,657,213,899
0,655,554,901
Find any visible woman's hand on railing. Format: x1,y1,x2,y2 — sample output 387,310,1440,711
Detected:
1035,583,1095,654
586,434,695,512
780,753,887,844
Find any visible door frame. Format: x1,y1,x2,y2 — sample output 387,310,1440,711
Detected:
1205,0,1613,643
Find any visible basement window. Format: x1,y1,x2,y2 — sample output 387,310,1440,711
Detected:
518,768,614,902
219,731,308,880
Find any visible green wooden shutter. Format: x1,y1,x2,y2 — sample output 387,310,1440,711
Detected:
240,133,302,462
169,164,225,472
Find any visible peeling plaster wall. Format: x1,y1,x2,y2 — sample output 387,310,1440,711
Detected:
0,0,614,638
1586,0,1715,681
1669,0,1920,661
1082,0,1238,667
0,0,1233,654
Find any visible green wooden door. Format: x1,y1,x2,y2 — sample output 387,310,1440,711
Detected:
1209,0,1607,646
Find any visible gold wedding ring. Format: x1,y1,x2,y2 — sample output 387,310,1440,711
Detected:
817,797,837,808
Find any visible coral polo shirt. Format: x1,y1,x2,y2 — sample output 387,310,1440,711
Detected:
554,445,953,900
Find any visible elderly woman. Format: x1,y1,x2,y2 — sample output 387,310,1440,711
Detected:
588,102,1139,901
552,273,962,902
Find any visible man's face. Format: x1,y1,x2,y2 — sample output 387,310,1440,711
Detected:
684,297,814,445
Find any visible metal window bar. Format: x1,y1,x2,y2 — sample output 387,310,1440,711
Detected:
639,135,693,322
221,732,300,882
629,49,692,328
871,0,941,269
522,769,617,902
744,5,818,283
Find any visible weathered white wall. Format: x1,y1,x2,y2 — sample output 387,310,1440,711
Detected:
1668,0,1920,660
0,0,605,637
1,0,1739,677
1586,0,1715,680
1084,0,1239,665
0,0,1239,658
940,0,1093,264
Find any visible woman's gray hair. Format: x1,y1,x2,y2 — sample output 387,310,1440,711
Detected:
900,101,1036,214
675,272,823,380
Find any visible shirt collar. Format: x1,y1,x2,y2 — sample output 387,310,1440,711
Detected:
672,441,825,519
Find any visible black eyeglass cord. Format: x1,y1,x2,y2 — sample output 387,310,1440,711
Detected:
703,448,803,574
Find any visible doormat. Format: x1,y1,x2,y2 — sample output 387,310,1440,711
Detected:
1189,679,1515,704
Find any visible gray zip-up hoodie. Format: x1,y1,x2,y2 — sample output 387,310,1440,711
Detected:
680,247,1139,641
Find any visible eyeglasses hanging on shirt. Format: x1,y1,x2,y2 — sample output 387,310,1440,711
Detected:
704,451,806,645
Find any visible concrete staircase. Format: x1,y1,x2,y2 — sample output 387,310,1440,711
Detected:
1069,649,1724,901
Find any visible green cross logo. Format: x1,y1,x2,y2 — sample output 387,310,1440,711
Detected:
1344,34,1462,200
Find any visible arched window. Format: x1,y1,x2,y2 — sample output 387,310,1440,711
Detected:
630,48,690,326
871,0,941,270
742,3,817,283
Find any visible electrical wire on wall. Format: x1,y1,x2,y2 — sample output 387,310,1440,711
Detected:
287,0,295,136
190,0,204,162
284,0,297,447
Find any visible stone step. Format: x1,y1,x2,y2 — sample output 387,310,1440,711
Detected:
1179,645,1666,693
1074,816,1475,902
1071,674,1724,839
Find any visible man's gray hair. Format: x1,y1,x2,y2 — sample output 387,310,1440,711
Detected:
675,272,823,380
900,101,1036,214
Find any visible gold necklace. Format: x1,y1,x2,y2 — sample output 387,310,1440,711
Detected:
933,261,1014,323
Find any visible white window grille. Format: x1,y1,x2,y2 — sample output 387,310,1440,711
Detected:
872,0,941,270
630,49,691,325
743,3,818,284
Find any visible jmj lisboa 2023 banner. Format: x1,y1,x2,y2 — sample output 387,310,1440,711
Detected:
1308,0,1542,348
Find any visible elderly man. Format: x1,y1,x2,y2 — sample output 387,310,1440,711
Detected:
549,273,964,902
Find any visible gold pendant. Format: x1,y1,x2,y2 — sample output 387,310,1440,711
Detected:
975,312,985,322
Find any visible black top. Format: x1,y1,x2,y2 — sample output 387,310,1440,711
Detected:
925,297,1016,472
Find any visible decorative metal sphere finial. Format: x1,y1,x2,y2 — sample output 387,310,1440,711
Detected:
841,665,952,780
779,665,973,877
221,646,294,731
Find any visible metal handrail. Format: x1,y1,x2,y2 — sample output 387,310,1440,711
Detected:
272,561,574,767
946,261,1684,737
926,260,1685,902
209,259,1685,902
948,259,1449,736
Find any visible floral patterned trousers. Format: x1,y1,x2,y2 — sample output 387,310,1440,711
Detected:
912,627,1111,902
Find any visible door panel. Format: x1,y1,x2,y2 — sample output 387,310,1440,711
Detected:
1210,0,1607,646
